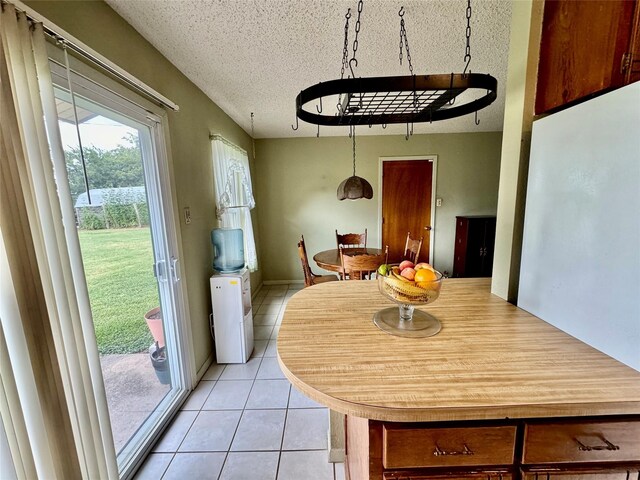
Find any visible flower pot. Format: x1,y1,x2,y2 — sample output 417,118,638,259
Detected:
144,307,165,347
149,342,170,385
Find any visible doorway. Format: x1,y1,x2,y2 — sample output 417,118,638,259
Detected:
49,59,191,478
379,157,437,264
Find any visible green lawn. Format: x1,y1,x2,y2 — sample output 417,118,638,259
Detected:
79,228,158,354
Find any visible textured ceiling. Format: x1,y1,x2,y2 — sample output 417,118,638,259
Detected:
106,0,512,138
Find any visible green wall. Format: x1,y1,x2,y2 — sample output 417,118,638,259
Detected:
255,132,502,281
26,0,261,374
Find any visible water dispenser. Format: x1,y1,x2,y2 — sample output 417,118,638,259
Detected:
211,228,245,273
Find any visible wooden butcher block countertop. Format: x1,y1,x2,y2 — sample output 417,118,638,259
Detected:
276,278,640,422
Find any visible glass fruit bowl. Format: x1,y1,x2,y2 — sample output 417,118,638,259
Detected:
373,269,443,338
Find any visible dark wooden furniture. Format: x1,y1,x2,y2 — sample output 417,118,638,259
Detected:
535,0,640,115
297,236,338,288
403,232,423,264
339,246,388,280
453,216,496,278
336,229,367,249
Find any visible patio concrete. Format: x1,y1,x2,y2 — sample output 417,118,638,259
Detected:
101,353,170,453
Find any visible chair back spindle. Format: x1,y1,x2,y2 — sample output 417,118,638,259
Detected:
403,232,423,264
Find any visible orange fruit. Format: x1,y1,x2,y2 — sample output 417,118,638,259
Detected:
414,268,437,283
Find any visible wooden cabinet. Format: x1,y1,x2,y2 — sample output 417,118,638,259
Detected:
384,472,513,480
521,468,640,479
453,216,496,278
345,416,640,480
535,0,640,114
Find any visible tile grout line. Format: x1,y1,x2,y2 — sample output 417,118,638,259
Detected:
274,318,293,480
215,347,267,479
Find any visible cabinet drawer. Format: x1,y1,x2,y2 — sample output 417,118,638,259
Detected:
383,424,516,469
384,471,513,480
522,466,640,479
523,421,640,464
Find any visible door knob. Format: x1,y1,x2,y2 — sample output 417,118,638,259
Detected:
424,226,432,231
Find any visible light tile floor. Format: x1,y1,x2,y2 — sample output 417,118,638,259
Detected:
135,284,345,480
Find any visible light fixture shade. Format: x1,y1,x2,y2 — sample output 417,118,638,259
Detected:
337,176,373,201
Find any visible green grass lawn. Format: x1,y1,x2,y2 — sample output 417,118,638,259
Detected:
79,228,158,354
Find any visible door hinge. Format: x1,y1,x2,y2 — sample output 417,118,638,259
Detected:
621,52,631,74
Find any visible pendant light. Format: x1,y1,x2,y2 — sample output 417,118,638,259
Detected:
337,127,372,201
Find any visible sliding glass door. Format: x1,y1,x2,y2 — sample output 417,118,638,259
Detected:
49,60,190,478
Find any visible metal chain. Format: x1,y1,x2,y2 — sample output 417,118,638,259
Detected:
398,8,413,75
463,0,472,75
340,8,351,79
399,23,403,65
352,126,356,176
347,0,363,78
352,0,363,62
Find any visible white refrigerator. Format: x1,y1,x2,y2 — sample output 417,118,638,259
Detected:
210,269,253,363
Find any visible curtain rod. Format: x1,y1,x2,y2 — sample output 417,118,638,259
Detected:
210,134,247,154
6,0,179,112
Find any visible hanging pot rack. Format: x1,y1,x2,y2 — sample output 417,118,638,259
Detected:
295,73,497,127
292,0,498,132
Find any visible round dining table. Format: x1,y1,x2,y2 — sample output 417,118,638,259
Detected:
313,247,385,273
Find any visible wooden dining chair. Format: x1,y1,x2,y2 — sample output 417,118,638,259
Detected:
403,232,423,264
336,228,367,249
298,236,339,287
339,245,388,280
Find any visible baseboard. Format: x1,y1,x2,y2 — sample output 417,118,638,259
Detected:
329,448,345,463
195,352,214,383
328,429,345,462
252,282,265,300
263,279,304,286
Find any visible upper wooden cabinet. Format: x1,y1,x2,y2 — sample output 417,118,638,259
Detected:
535,0,640,114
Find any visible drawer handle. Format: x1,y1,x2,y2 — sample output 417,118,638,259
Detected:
433,443,474,456
574,436,620,451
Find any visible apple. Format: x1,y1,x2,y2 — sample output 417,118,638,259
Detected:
399,260,414,271
415,262,434,271
400,267,416,280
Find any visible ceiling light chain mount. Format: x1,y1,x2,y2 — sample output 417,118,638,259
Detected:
292,0,497,131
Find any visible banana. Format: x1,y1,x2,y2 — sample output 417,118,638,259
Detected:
383,274,433,299
392,271,410,283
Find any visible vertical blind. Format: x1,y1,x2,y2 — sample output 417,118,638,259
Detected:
0,3,118,478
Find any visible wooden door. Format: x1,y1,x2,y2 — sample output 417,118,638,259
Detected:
382,160,433,264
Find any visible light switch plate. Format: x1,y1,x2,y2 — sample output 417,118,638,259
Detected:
436,198,443,207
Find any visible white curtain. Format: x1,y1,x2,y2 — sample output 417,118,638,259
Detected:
211,137,258,271
0,4,117,479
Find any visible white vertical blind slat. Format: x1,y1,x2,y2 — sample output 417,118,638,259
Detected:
0,226,56,478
